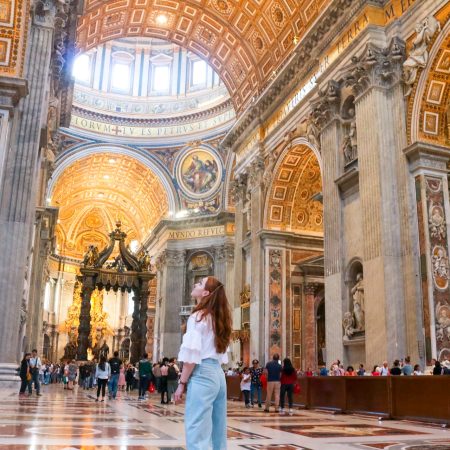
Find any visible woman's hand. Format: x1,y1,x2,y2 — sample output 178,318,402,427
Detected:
174,384,185,404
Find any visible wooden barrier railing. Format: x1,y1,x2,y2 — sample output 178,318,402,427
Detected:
226,376,450,424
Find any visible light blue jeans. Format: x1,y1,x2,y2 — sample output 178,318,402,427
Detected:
185,358,227,450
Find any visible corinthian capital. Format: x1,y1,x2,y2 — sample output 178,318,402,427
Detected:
165,249,186,267
343,38,405,98
304,283,320,296
230,173,248,204
247,156,265,191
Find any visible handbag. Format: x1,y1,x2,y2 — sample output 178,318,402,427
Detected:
293,383,301,394
148,382,155,393
26,371,32,382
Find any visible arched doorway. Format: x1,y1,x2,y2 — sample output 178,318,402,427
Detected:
264,141,324,370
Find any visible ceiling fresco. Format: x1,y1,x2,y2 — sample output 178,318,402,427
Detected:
76,0,331,113
50,152,169,259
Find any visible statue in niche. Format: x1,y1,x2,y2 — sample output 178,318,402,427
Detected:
342,122,358,164
263,153,276,189
83,245,99,268
351,273,365,332
240,284,251,305
63,329,78,360
342,312,355,340
403,15,441,96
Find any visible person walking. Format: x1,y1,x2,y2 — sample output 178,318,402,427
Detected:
160,358,169,404
108,351,122,400
118,364,126,391
279,358,296,415
125,364,135,393
67,360,78,390
137,353,152,400
264,353,282,413
240,367,251,408
95,355,110,402
249,359,263,408
174,276,232,450
29,349,42,397
19,353,32,396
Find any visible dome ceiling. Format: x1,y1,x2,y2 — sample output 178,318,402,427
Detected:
50,153,169,260
76,0,331,114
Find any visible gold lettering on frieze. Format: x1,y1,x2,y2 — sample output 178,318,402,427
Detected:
70,110,235,137
166,226,226,241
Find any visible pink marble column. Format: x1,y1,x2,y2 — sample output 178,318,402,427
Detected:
304,283,319,371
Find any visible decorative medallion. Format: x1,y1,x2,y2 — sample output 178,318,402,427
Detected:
209,0,233,16
177,148,222,199
270,3,285,27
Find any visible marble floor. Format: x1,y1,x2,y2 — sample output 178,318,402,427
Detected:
0,385,449,449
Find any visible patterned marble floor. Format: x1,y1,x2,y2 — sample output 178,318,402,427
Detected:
0,385,449,449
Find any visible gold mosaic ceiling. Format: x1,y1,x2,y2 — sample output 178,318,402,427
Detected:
76,0,331,113
51,153,169,260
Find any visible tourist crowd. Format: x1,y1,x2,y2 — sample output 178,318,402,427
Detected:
18,349,182,403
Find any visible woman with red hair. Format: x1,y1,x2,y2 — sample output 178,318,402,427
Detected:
174,276,232,449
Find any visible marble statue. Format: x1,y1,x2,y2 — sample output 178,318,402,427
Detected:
342,122,357,164
342,311,355,340
351,273,365,332
403,15,441,96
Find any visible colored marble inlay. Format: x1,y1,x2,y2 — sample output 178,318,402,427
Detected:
268,249,283,356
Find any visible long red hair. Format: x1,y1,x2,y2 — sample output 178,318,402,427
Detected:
192,276,232,354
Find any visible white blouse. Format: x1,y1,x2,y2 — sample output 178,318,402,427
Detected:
178,311,228,365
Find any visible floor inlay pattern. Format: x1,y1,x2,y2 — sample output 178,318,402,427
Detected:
0,386,447,450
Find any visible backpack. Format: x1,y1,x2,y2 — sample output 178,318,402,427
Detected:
167,365,178,381
110,359,121,374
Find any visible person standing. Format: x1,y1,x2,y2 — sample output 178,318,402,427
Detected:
167,358,180,403
118,364,126,391
108,351,122,400
160,358,169,404
152,362,162,392
402,357,413,376
19,353,32,396
264,353,282,413
279,358,297,416
249,359,263,408
137,353,152,400
29,349,42,397
95,355,110,402
125,364,135,392
240,367,251,408
174,276,232,450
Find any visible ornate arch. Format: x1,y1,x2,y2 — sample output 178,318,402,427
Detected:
409,10,450,145
264,141,322,232
76,0,330,113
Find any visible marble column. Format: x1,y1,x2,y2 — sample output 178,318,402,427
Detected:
351,40,409,365
77,272,96,360
304,283,319,371
139,274,153,357
313,96,345,367
247,157,265,362
0,5,55,384
130,288,142,364
404,142,450,362
231,175,247,364
160,249,185,358
214,244,234,296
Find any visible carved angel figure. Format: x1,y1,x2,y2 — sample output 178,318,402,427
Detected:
342,311,355,339
139,250,152,272
83,245,99,267
403,15,441,96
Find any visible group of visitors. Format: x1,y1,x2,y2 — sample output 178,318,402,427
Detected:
238,354,297,415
